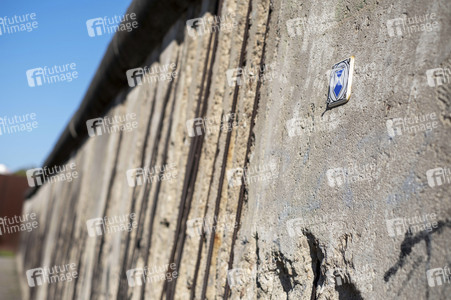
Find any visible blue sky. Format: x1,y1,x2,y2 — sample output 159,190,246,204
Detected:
0,0,132,172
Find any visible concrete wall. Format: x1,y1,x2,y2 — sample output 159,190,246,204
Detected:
18,0,451,299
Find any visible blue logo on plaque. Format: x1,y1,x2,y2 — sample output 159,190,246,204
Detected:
327,57,354,108
333,69,344,97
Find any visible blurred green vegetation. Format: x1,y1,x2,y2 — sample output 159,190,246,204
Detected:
0,250,15,257
13,169,29,177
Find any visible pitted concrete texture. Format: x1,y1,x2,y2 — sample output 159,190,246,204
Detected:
18,0,450,299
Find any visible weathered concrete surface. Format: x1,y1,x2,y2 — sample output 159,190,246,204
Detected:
18,0,450,299
233,0,451,298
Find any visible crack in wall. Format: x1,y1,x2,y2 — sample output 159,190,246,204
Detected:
272,251,298,298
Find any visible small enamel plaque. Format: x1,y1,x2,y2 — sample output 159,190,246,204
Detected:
327,56,354,108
